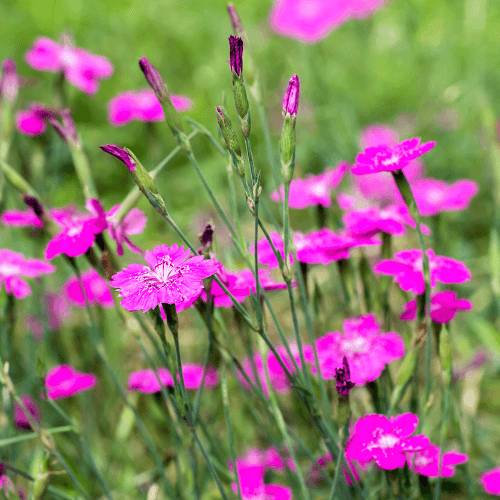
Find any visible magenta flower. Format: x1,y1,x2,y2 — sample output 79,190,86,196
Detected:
108,89,193,126
407,444,467,478
400,290,473,323
44,200,107,260
229,35,244,76
282,74,300,117
15,108,47,136
25,36,113,94
234,447,296,473
412,178,479,216
374,249,472,295
0,59,19,105
1,208,44,227
352,138,435,175
45,365,97,399
63,268,114,308
313,314,404,386
252,232,291,269
14,395,41,430
480,467,500,495
270,162,348,208
0,249,55,299
345,413,430,470
110,244,218,312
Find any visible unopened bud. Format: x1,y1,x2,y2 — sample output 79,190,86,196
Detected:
227,4,244,38
48,108,78,145
216,106,242,156
229,36,243,76
280,75,299,184
1,59,19,106
229,37,250,133
282,74,300,118
139,56,167,103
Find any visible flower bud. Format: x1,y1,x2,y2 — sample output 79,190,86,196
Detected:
48,108,78,145
216,106,245,177
139,56,167,103
282,74,300,118
335,356,355,398
229,35,243,76
280,75,299,184
227,4,244,38
0,59,19,106
229,37,250,134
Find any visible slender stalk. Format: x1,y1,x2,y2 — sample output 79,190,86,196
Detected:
0,426,73,448
329,419,350,500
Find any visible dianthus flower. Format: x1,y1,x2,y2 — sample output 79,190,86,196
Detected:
45,365,97,399
374,249,471,295
407,444,467,477
313,314,404,385
127,365,218,393
400,290,473,323
0,249,55,299
411,178,479,216
480,467,500,495
351,137,435,175
63,268,114,308
108,89,193,126
14,395,41,431
25,36,113,94
1,207,44,227
234,447,296,473
110,244,218,312
345,413,430,470
15,107,47,136
270,162,348,208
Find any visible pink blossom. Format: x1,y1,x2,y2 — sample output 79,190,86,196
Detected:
0,474,14,494
374,249,471,295
480,467,500,495
0,249,55,299
400,290,473,323
252,232,291,269
127,365,218,393
345,413,430,470
15,108,47,136
45,292,71,330
1,58,19,105
412,178,479,216
313,314,404,385
63,268,113,308
45,365,97,399
352,137,435,175
25,37,113,94
235,447,296,473
14,395,41,430
270,162,348,208
108,89,193,126
407,444,467,477
1,208,43,227
110,244,218,312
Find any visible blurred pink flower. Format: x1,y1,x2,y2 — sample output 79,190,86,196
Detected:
400,290,472,324
108,89,193,126
352,137,435,175
407,444,467,477
15,108,47,136
110,244,218,312
105,206,147,256
0,59,19,105
63,268,113,308
480,467,500,495
233,447,296,473
25,36,113,94
45,365,97,399
24,315,44,341
1,207,44,227
14,395,41,430
412,178,479,216
374,249,471,295
0,249,55,299
270,162,348,208
45,292,71,330
313,314,404,385
345,413,430,470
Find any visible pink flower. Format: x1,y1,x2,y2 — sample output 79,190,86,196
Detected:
110,244,218,312
14,395,41,430
1,58,19,105
108,89,193,126
234,447,296,473
480,467,500,495
313,314,404,385
63,268,114,308
270,162,348,208
253,232,291,269
1,208,44,227
345,413,430,470
352,137,436,175
400,290,473,323
16,108,47,136
45,292,71,330
45,365,97,399
374,249,471,295
407,444,467,477
44,200,107,260
0,249,55,299
25,37,113,94
412,178,479,216
127,365,218,393
0,474,14,494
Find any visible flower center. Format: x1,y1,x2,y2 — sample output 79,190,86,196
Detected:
0,263,20,276
414,454,433,468
341,337,368,354
59,48,78,67
377,434,399,449
296,0,321,19
426,188,443,204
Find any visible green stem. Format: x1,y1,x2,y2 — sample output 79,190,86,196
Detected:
329,419,350,500
0,426,73,448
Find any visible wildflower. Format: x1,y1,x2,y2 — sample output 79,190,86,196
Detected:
110,244,218,313
15,106,48,136
400,290,473,323
313,315,404,385
63,268,114,308
14,395,41,430
412,178,479,216
108,89,192,126
0,249,55,299
407,444,468,477
233,447,296,473
351,137,435,175
1,59,19,105
480,467,500,495
1,207,44,227
45,365,97,399
282,74,300,118
345,413,430,470
270,162,348,208
374,249,471,295
25,36,113,94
